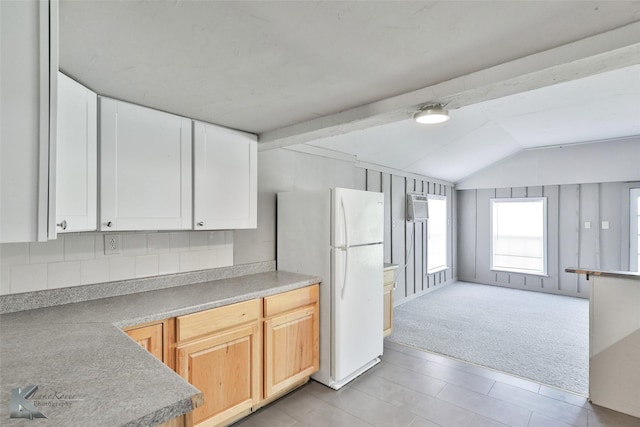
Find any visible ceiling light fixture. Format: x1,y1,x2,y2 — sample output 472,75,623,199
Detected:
414,104,450,125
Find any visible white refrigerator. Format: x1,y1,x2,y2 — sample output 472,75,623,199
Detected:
277,187,384,389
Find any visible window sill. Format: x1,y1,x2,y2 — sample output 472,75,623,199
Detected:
427,266,449,275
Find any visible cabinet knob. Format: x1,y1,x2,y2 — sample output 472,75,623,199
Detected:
106,221,113,228
57,220,68,230
197,221,204,227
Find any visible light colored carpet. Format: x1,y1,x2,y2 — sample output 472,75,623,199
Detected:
387,281,589,395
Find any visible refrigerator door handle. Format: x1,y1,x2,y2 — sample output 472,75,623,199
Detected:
341,196,349,248
341,246,349,300
340,197,349,300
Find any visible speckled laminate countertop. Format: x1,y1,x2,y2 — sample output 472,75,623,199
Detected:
0,270,321,426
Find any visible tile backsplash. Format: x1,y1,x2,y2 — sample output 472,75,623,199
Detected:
0,231,233,295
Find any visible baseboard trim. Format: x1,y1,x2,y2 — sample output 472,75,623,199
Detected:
393,278,455,307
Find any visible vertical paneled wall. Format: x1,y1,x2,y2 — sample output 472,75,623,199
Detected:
234,148,458,306
457,182,639,298
357,167,457,305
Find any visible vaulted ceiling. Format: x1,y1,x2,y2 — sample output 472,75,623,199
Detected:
308,64,640,182
59,1,640,183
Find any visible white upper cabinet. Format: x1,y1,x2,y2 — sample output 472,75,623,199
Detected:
193,121,257,230
0,0,57,243
100,97,192,231
56,73,97,233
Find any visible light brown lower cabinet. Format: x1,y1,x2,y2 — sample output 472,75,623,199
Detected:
175,299,261,427
263,285,319,399
124,284,319,427
176,323,261,427
125,320,185,427
126,323,164,360
124,318,176,367
383,266,397,337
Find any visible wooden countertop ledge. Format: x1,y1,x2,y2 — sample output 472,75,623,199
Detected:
565,267,640,281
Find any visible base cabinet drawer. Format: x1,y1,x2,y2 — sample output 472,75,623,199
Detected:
176,299,260,342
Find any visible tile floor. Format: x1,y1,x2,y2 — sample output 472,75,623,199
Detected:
234,341,640,427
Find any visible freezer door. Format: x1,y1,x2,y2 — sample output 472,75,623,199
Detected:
332,244,383,382
333,188,384,247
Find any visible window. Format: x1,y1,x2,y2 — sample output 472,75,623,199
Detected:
427,195,447,273
631,189,640,272
491,197,547,275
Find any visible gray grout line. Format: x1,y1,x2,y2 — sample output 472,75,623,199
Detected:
526,411,534,427
487,380,497,396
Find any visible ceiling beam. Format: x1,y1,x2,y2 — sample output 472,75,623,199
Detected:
258,21,640,151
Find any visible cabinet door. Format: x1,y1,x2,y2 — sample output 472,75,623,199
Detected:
383,269,395,337
100,97,192,231
193,121,257,230
126,323,164,362
176,324,260,427
383,283,393,337
0,0,57,243
56,73,97,233
264,304,319,398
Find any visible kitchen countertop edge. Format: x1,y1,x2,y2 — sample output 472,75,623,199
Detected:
565,267,640,281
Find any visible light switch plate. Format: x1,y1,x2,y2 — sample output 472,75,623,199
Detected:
584,221,591,229
104,234,122,255
602,221,610,230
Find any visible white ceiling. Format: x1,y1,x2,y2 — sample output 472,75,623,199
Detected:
308,64,640,182
59,1,640,183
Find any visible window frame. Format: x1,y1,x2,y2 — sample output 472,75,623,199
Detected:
630,188,640,272
490,197,548,276
426,194,448,274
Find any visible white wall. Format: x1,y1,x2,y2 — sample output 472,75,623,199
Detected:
361,169,457,304
457,137,640,298
458,183,640,298
457,137,640,190
0,231,233,295
234,146,457,305
234,147,357,265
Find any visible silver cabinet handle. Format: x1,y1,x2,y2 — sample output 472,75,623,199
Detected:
393,282,397,290
106,221,113,228
197,221,204,227
57,220,67,230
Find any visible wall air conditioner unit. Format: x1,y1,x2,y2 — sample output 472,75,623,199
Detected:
407,193,428,222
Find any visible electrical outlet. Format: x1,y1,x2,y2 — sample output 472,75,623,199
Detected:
104,234,121,255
